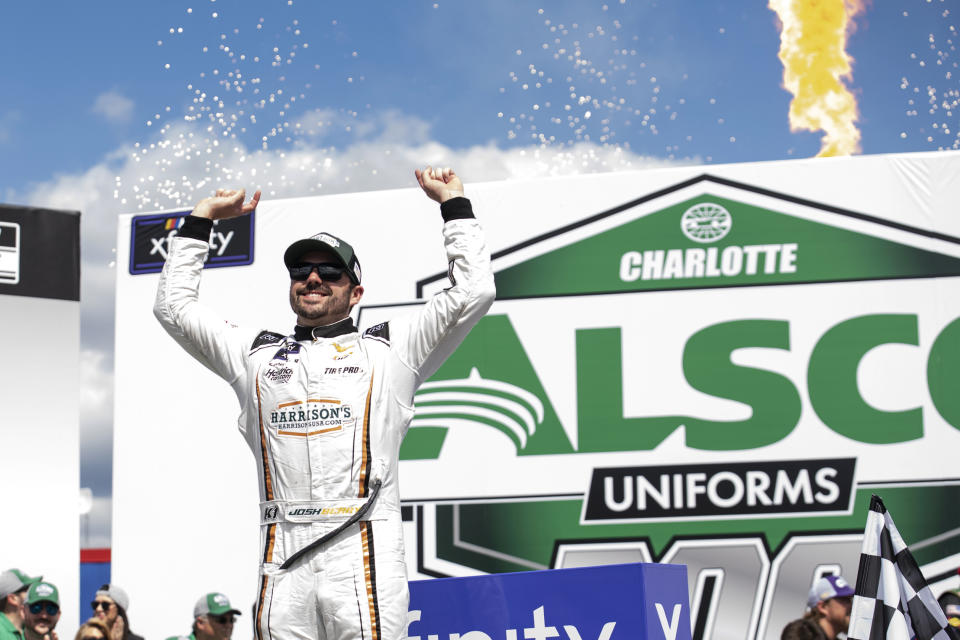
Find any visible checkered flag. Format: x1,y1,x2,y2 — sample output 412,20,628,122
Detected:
848,495,960,640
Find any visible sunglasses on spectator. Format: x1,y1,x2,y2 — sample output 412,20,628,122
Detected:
288,263,346,282
210,615,235,625
91,600,115,611
28,602,60,616
80,634,106,640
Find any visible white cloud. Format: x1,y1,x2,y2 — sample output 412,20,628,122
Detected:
288,108,434,147
91,90,135,123
81,348,113,428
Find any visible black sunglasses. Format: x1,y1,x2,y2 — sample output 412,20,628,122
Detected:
29,602,59,616
91,600,114,611
211,614,235,625
288,262,346,282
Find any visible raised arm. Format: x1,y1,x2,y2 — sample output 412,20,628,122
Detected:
415,166,464,204
153,189,262,384
191,188,262,220
386,167,496,387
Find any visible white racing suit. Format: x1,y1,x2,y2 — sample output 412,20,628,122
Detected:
154,199,495,640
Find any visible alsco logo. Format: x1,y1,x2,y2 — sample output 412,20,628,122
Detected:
361,174,960,500
129,212,255,274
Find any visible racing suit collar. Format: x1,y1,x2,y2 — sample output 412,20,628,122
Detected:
294,317,358,341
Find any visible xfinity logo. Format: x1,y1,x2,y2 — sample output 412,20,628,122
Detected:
406,606,626,640
129,212,255,274
148,227,236,260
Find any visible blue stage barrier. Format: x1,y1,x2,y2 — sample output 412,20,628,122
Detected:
407,562,691,640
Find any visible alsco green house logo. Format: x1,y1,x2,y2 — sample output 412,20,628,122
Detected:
360,174,960,497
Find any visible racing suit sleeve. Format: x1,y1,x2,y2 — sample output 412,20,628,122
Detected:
391,197,496,390
153,215,254,386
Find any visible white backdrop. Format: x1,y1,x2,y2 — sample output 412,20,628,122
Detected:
114,151,960,639
0,297,80,632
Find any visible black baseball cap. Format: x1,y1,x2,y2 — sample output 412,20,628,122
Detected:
283,232,361,284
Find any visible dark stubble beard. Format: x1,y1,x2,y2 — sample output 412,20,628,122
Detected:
290,283,353,325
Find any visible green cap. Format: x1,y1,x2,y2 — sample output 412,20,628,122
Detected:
284,231,362,284
26,581,59,605
194,593,241,617
0,569,42,598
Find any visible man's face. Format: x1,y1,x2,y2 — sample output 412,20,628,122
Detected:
6,588,27,614
196,613,235,640
820,596,853,633
92,598,118,624
288,250,363,326
23,600,60,636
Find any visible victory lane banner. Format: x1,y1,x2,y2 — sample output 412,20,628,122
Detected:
356,165,960,640
129,210,255,274
113,151,960,640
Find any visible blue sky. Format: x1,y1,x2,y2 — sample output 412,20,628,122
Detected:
3,0,955,199
0,0,956,546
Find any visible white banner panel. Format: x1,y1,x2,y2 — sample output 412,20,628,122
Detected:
114,151,960,640
0,205,80,633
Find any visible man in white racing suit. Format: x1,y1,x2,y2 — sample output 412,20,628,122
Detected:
154,167,495,640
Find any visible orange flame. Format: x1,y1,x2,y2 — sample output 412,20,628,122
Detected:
769,0,866,157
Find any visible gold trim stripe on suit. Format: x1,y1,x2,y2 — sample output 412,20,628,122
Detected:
357,370,375,498
360,521,382,640
256,374,277,563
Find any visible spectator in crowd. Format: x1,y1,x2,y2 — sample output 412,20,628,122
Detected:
0,569,41,640
780,618,822,640
91,585,143,640
74,620,111,640
939,589,960,629
22,581,60,640
165,593,241,640
781,575,855,640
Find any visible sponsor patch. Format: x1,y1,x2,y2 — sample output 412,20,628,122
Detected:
323,365,363,376
270,342,302,362
270,399,355,436
363,321,390,344
264,366,293,383
251,330,286,350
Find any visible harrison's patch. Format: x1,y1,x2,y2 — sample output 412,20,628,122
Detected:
270,399,355,436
